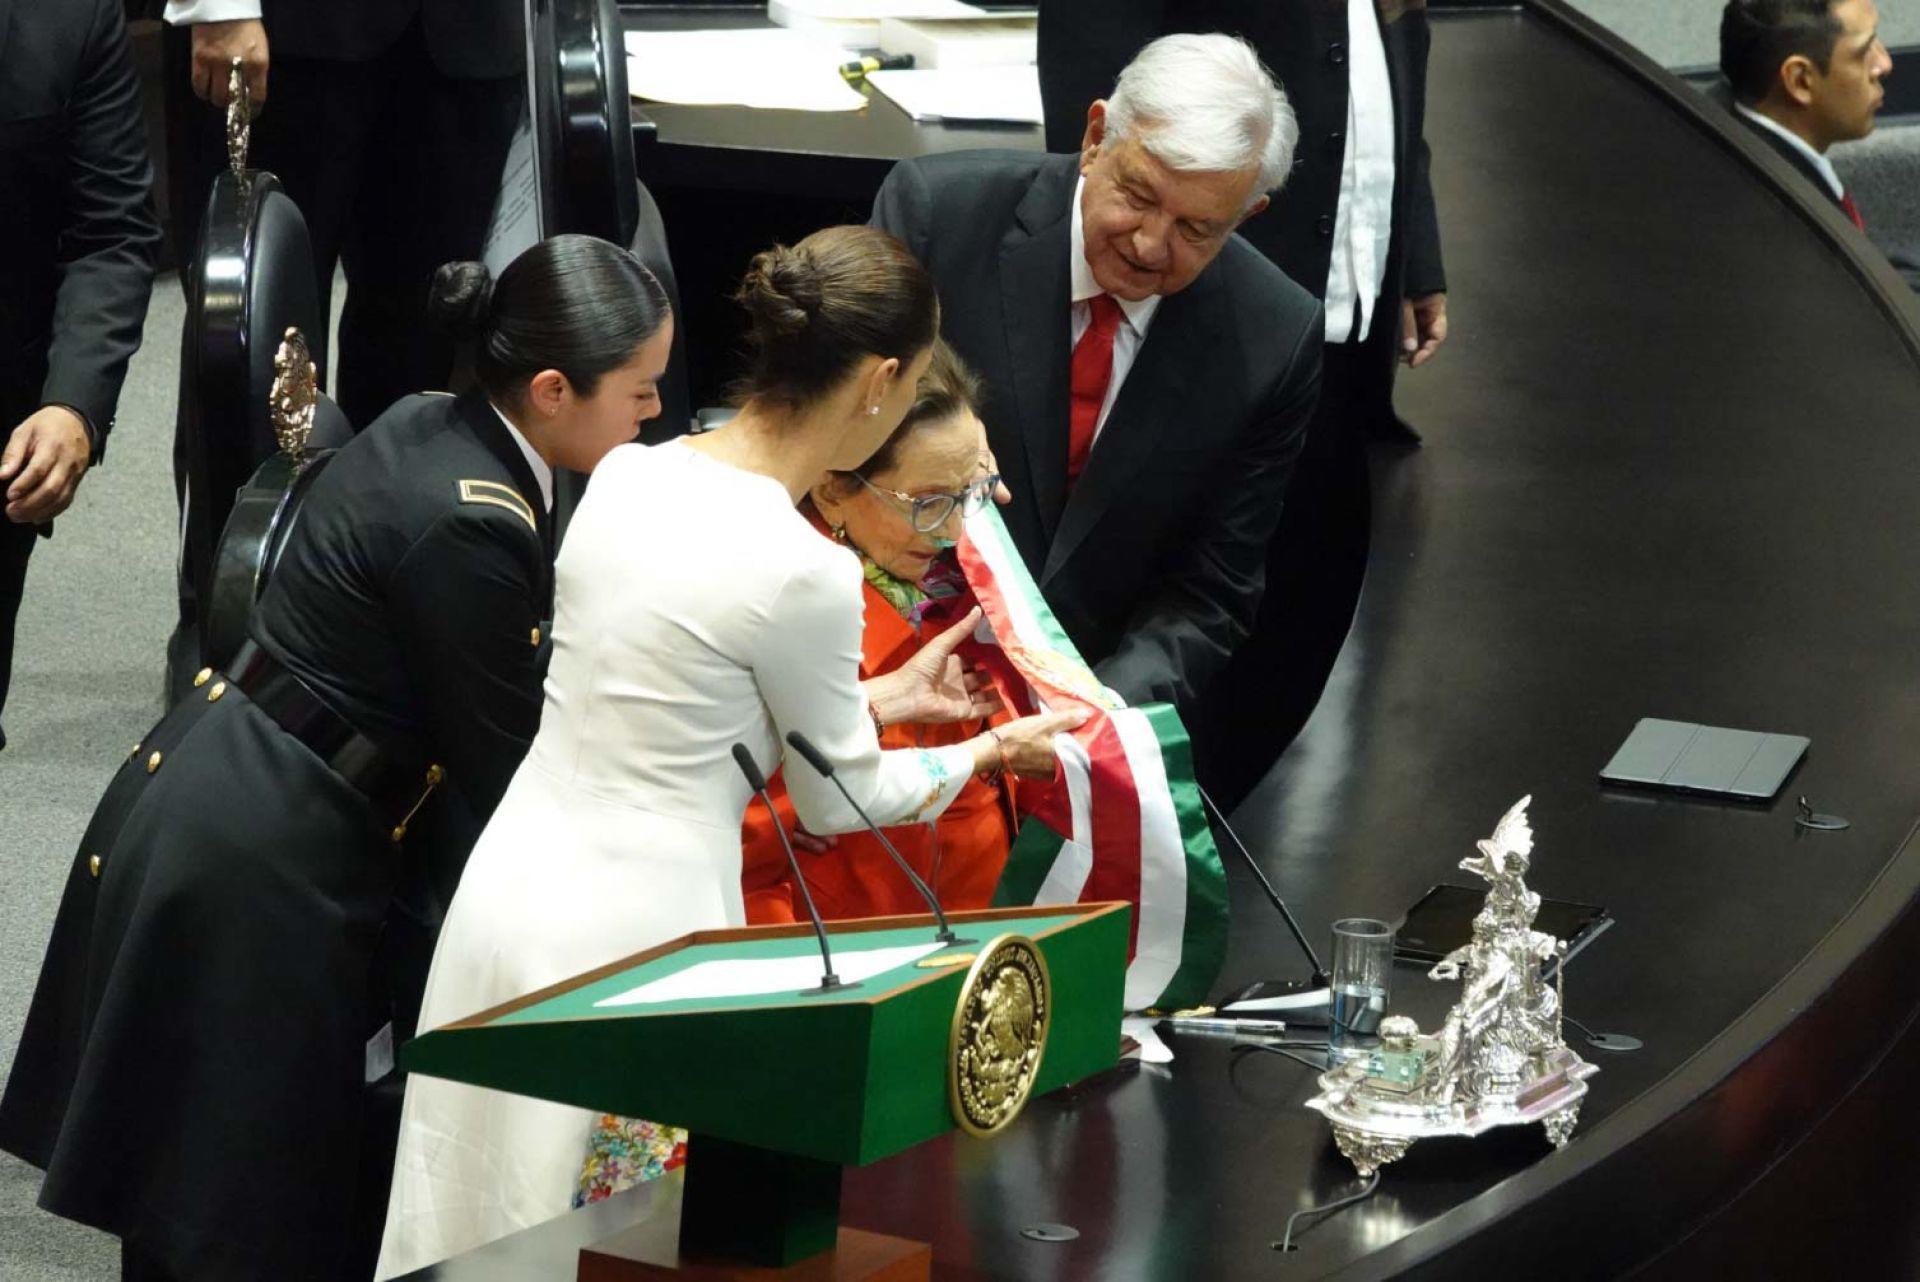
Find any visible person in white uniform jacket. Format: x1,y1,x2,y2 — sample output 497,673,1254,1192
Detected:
376,223,1083,1277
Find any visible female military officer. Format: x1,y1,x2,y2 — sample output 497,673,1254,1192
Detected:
0,233,674,1282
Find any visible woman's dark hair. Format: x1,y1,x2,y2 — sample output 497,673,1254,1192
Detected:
427,233,671,405
844,338,982,482
1721,0,1843,105
732,225,939,407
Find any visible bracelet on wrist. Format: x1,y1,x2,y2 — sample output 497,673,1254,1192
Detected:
978,727,1008,781
869,700,886,737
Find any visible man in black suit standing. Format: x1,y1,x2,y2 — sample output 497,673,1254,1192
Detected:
1041,3,1450,803
0,0,162,752
1721,0,1895,228
874,34,1323,714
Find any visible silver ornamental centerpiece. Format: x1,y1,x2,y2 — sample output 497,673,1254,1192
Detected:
1305,796,1597,1176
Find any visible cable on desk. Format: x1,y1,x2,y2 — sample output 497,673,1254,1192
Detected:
1273,1171,1382,1254
1230,1041,1331,1073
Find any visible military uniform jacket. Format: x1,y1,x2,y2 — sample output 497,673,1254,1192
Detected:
0,389,552,1280
254,388,554,889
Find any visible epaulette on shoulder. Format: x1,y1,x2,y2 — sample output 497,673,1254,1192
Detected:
456,479,537,533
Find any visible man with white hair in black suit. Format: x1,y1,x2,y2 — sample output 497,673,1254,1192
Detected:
873,34,1325,730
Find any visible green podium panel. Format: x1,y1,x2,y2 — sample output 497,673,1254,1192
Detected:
403,903,1130,1169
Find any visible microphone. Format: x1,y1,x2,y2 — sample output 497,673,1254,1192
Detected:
783,729,973,947
1200,786,1333,1026
731,743,856,996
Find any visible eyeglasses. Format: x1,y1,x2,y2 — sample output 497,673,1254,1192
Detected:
853,471,1000,534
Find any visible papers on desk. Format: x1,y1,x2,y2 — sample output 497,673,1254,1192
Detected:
623,29,864,113
770,0,987,47
866,65,1043,124
593,941,946,1007
878,15,1037,69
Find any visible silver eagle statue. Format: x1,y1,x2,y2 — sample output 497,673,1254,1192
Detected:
1305,796,1598,1177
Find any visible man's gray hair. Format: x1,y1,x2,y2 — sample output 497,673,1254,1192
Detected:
1105,33,1298,200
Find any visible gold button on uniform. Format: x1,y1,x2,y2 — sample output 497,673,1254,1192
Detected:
530,625,541,647
391,824,408,843
425,764,444,786
130,742,141,760
146,751,163,774
207,681,227,702
192,668,212,688
89,855,101,879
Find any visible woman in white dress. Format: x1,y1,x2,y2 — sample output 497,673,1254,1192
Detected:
376,225,1081,1277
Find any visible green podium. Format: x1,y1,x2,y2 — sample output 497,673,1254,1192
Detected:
402,903,1131,1280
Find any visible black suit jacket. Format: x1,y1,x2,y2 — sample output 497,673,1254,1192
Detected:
263,0,521,78
140,0,522,79
0,0,159,451
1732,108,1850,214
873,151,1323,708
1728,105,1920,292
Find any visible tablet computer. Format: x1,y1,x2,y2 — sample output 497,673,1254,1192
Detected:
1394,883,1612,967
1600,717,1807,801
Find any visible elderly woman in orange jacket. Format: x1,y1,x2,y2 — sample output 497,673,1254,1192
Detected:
742,341,1018,923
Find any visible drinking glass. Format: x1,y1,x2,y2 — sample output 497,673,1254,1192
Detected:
1328,918,1395,1062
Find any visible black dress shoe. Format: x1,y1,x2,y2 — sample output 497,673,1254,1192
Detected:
1367,414,1424,447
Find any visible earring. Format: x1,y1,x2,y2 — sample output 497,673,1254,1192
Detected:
867,405,880,416
831,524,848,542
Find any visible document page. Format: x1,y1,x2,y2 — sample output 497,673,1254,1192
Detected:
595,940,948,1006
866,65,1043,123
624,29,866,112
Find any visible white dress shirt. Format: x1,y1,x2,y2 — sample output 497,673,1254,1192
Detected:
1324,0,1398,345
1734,103,1847,202
1068,175,1163,445
163,0,262,24
491,403,554,513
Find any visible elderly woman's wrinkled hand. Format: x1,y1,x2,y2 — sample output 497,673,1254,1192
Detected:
863,607,1003,726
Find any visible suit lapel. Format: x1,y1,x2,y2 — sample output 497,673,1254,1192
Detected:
996,155,1078,557
1737,114,1847,213
1042,281,1217,587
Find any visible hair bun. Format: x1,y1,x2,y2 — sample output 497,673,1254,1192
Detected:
738,245,821,338
427,260,495,341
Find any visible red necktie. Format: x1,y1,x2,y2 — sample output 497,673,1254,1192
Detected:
1841,191,1866,231
1067,294,1123,487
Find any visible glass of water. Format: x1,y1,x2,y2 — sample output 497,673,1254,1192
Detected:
1329,918,1395,1063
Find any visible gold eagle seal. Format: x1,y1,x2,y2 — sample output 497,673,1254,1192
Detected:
948,934,1051,1137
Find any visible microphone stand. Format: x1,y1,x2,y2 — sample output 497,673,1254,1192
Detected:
785,730,974,947
1200,786,1332,1023
731,744,857,996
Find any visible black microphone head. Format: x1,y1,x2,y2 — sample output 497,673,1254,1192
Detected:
784,730,835,778
730,742,768,792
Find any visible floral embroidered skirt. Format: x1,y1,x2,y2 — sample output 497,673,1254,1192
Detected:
574,1114,688,1207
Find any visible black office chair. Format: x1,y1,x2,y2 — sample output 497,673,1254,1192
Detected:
200,326,346,668
176,64,352,679
183,65,352,671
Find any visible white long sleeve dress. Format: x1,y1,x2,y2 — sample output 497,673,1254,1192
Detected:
374,440,973,1278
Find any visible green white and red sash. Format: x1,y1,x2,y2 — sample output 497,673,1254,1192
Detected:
957,507,1227,1012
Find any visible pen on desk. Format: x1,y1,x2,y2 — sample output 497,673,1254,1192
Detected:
840,52,915,83
1163,1016,1289,1037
